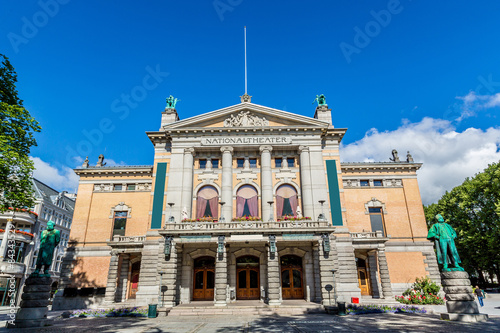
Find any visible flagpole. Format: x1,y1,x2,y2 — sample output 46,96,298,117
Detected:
244,26,247,95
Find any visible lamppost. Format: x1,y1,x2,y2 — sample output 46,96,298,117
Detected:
267,201,274,222
219,201,225,222
158,270,165,307
318,200,326,221
331,269,337,305
167,203,175,223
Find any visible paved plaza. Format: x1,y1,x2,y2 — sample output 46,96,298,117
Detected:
0,294,498,332
0,311,498,333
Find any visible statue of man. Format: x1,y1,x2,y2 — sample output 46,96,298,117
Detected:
313,94,326,106
427,214,464,272
32,221,61,277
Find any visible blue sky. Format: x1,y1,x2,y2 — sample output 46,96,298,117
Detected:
1,0,500,203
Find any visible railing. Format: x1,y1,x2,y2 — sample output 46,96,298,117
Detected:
163,220,332,231
111,235,146,243
350,231,384,239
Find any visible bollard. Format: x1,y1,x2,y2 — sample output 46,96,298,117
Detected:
337,301,346,316
148,304,157,318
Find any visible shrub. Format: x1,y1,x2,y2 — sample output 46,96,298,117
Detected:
396,277,444,305
347,304,427,315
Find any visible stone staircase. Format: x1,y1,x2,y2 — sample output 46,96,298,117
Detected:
167,301,324,316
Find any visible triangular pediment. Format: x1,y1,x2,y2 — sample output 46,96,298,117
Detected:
163,103,330,130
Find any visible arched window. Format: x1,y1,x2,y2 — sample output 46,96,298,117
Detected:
196,186,219,219
276,184,298,218
236,185,258,217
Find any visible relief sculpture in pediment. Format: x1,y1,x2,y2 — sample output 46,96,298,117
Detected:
224,110,269,127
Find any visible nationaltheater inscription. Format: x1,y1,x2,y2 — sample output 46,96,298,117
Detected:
201,136,292,146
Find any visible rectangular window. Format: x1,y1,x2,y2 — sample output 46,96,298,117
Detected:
237,158,245,168
373,180,383,187
212,159,219,169
199,159,207,169
113,184,123,191
112,211,127,237
360,180,370,187
287,157,295,167
127,184,136,191
249,158,257,168
369,207,386,236
275,158,282,168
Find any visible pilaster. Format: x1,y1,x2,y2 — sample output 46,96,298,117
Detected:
312,244,322,303
220,146,234,220
260,145,273,221
267,247,281,305
104,252,119,303
332,235,361,302
299,146,314,218
136,240,161,305
377,246,393,299
116,254,130,302
181,148,195,219
367,251,382,298
214,243,228,306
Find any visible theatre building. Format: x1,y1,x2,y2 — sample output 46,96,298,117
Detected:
53,95,439,310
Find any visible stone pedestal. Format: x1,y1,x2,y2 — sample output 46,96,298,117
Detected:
7,276,52,328
440,271,488,322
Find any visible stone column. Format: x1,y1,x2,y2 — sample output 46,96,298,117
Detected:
136,241,161,305
309,148,329,220
377,246,393,299
367,251,382,298
260,145,273,221
104,251,120,303
318,235,336,305
220,146,234,221
0,220,13,259
299,146,314,219
312,244,322,303
165,150,185,222
116,254,130,302
181,148,195,219
160,240,178,307
214,241,228,306
332,235,361,302
267,246,281,305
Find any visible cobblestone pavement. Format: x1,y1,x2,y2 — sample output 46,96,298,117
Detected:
0,312,499,333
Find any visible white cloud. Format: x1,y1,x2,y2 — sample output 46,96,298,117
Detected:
456,91,500,121
340,117,500,205
31,157,80,193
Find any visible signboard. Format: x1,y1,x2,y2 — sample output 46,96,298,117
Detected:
201,136,292,146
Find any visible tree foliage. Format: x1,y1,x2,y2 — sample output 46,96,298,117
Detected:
0,54,41,211
424,162,500,283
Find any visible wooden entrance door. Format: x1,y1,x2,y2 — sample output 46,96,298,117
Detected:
237,266,260,300
193,268,215,301
357,267,371,296
127,261,141,299
281,266,304,299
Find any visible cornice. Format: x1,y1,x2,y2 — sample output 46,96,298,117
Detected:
74,166,153,177
340,162,422,173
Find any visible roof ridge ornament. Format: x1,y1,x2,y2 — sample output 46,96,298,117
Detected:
240,93,252,103
224,110,268,127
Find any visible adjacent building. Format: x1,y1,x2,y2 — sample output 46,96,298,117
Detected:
0,179,74,307
54,95,439,310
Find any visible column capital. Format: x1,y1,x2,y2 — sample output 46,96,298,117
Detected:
184,147,195,155
220,146,234,154
259,145,273,153
298,145,310,153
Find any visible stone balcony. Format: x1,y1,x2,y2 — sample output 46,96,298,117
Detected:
0,231,34,243
0,262,26,276
107,235,147,248
160,220,334,236
350,231,389,248
0,211,37,225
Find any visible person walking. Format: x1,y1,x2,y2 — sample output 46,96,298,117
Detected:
474,285,484,307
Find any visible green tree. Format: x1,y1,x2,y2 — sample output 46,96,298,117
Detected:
424,162,500,284
0,54,41,211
